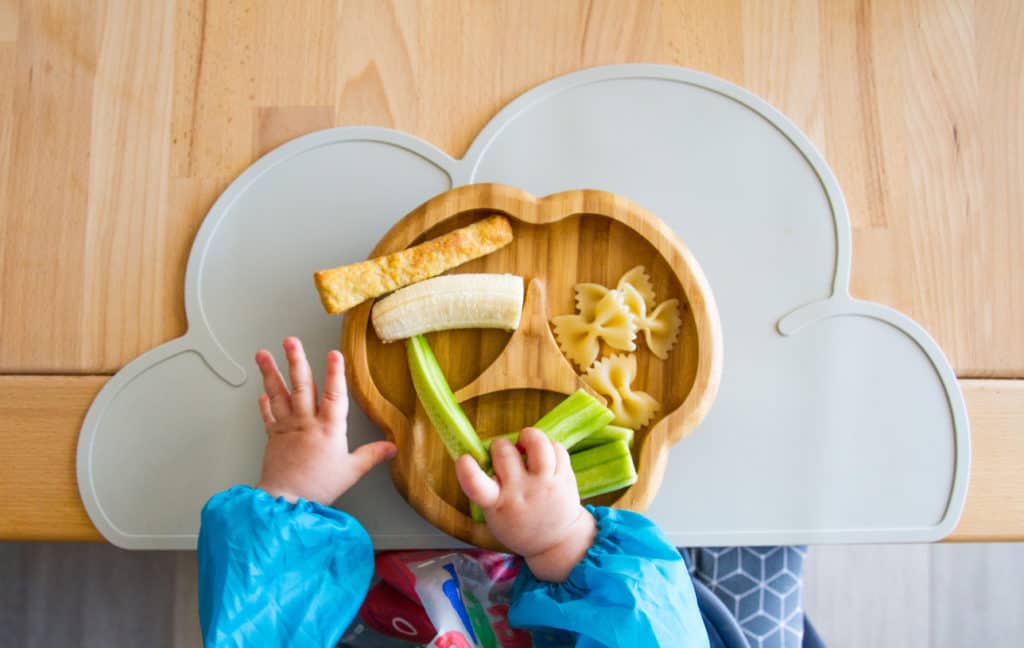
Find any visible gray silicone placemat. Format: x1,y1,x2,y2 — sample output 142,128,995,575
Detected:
78,65,969,549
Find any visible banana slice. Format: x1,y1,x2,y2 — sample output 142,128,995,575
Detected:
371,274,524,343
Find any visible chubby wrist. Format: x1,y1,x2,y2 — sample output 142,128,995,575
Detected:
255,480,300,503
524,507,597,583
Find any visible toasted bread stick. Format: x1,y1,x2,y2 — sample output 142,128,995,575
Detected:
314,215,514,313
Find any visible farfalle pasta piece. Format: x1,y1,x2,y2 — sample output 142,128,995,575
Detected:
619,283,683,360
643,300,682,359
582,354,660,429
551,315,601,369
553,289,638,368
617,265,656,310
574,282,611,320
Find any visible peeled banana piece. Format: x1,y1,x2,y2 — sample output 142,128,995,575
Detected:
371,273,524,343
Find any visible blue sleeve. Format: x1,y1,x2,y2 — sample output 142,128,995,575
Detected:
508,505,709,648
198,486,373,647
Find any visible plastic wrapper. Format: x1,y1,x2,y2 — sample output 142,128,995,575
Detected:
341,550,535,647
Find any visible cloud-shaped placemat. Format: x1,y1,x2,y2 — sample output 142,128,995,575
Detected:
78,65,968,549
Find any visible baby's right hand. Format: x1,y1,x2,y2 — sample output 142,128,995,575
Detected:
455,427,597,583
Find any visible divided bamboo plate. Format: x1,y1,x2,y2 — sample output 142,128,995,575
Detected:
343,183,723,549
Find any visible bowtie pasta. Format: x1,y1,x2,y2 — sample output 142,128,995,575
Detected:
553,266,682,366
582,354,660,429
552,288,638,368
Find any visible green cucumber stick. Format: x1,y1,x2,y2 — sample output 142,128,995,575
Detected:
534,390,615,449
572,425,634,451
570,440,638,500
470,501,486,524
406,335,488,466
481,389,614,451
481,431,517,451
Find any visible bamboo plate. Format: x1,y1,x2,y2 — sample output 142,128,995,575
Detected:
344,183,722,549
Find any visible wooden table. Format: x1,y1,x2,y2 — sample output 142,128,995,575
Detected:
1,1,1021,542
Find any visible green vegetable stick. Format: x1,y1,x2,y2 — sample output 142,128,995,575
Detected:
572,425,634,451
571,440,638,500
406,335,488,466
470,501,486,524
481,431,517,449
481,389,614,452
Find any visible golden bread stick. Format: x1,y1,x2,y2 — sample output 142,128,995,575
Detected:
314,215,514,313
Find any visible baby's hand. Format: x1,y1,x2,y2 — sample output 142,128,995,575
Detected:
455,427,597,582
254,337,397,505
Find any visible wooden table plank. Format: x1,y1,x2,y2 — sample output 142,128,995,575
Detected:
1,376,1020,543
951,380,1024,542
0,376,104,542
0,1,1020,375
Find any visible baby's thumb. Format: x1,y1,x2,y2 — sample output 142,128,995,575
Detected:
455,455,500,509
348,441,398,480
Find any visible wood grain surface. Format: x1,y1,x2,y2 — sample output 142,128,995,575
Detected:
0,0,1019,376
0,1,1021,541
452,278,598,404
950,380,1024,542
343,184,722,548
0,376,104,541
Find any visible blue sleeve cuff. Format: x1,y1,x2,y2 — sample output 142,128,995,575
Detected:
509,505,709,648
198,486,373,647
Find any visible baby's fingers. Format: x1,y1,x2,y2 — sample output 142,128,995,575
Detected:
319,350,348,425
255,350,291,419
553,440,572,476
455,455,500,509
556,441,583,489
490,438,525,486
330,441,398,501
348,441,398,481
257,393,275,431
284,337,316,416
519,427,555,476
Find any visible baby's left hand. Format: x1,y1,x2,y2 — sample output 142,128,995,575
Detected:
254,337,397,505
